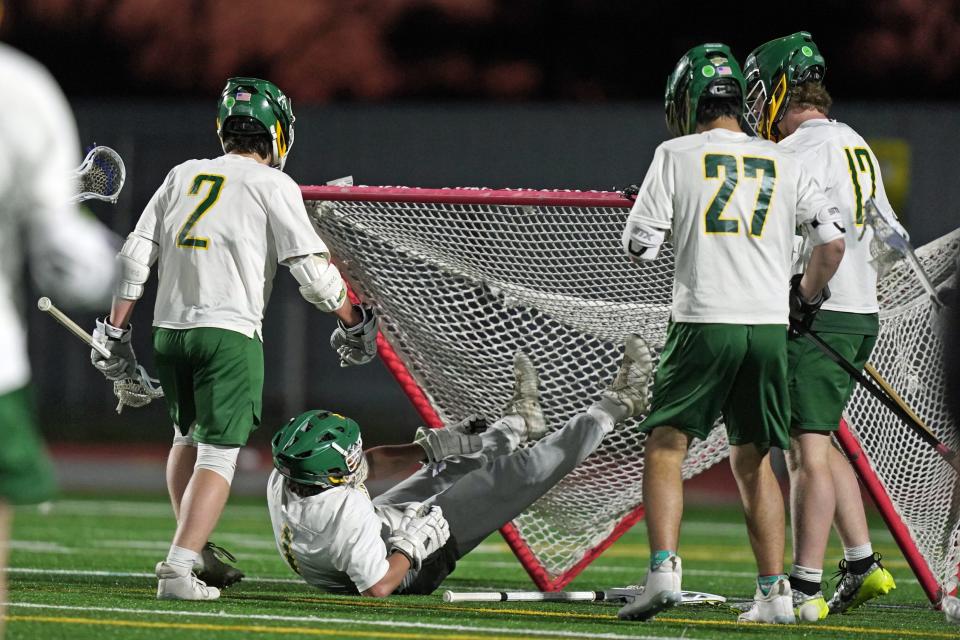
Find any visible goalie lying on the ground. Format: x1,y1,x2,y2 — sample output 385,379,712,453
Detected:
267,339,652,596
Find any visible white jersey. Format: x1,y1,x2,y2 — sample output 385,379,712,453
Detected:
267,469,408,594
0,44,115,394
132,154,327,338
628,128,842,325
779,119,900,313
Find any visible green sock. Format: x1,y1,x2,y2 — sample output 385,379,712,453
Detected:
757,574,786,596
650,550,675,570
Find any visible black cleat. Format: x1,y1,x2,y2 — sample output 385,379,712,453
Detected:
195,542,244,589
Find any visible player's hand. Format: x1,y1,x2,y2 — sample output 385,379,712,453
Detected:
91,316,137,381
387,503,450,570
788,273,830,335
414,424,483,463
329,303,378,367
446,414,488,435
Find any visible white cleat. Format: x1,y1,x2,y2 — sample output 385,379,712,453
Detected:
502,351,546,441
156,561,221,601
601,334,654,420
617,555,683,621
738,577,796,624
944,595,960,624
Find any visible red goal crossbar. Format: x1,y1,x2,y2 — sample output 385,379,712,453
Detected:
302,184,950,596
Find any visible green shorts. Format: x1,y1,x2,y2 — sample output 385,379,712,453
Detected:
153,327,264,447
787,311,879,433
0,385,57,505
641,322,791,451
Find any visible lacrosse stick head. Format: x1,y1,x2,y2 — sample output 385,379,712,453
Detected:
863,198,906,278
69,146,126,204
113,365,164,413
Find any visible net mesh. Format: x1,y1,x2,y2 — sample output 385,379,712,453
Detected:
844,227,960,594
70,146,125,204
304,186,958,590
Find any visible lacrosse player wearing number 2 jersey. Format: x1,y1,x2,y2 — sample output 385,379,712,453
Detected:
744,32,899,621
617,43,845,624
89,78,380,601
268,342,653,597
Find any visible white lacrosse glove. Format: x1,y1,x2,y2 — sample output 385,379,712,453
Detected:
387,502,450,570
91,317,137,381
414,424,484,464
329,303,378,367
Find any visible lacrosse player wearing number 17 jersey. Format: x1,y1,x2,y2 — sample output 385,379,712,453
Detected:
616,43,845,624
267,342,653,597
744,32,900,621
88,77,380,601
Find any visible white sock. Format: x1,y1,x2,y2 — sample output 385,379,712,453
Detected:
165,545,199,576
586,405,616,434
844,543,873,562
790,564,823,584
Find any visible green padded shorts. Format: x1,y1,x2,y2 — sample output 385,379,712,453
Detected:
641,322,791,451
153,327,263,447
0,385,57,504
787,310,879,432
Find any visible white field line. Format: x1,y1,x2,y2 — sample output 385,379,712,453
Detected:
2,601,686,640
5,568,301,584
5,565,921,586
24,500,898,541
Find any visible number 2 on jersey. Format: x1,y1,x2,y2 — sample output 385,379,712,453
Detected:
703,154,777,237
177,174,225,249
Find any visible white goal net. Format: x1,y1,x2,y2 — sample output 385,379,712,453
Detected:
304,185,959,596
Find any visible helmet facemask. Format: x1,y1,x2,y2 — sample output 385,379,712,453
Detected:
327,436,368,489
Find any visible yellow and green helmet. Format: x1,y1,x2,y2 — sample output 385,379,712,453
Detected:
217,77,295,170
665,43,746,138
271,410,367,489
743,32,826,140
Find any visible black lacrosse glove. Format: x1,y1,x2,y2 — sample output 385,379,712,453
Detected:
789,273,830,336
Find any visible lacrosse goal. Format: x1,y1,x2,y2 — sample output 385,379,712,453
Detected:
302,184,959,601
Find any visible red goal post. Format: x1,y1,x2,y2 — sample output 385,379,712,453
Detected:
301,184,960,598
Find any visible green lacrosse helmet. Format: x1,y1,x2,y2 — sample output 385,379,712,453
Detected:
271,410,367,488
743,31,826,141
217,77,295,171
665,43,746,138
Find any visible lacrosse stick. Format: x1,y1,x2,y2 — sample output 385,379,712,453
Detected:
37,297,164,413
69,145,126,204
442,588,725,605
793,321,960,472
863,198,945,309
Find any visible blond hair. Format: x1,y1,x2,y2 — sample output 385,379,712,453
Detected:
788,82,832,115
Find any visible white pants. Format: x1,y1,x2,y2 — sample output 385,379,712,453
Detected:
373,411,606,558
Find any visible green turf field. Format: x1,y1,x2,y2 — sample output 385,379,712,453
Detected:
5,494,951,639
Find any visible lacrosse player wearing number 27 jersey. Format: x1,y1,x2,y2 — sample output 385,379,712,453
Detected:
267,342,653,597
89,78,380,601
617,43,845,624
744,32,899,621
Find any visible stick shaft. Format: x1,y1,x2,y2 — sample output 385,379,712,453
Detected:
443,590,602,603
798,324,960,472
37,297,110,357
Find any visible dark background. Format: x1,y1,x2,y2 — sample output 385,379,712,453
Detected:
7,0,960,449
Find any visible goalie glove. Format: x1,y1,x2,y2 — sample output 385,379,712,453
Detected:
91,317,138,381
329,303,379,367
387,502,450,571
414,422,484,464
788,274,830,335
